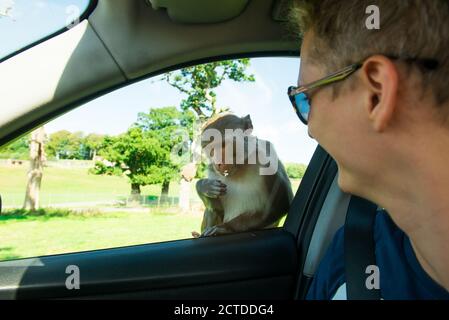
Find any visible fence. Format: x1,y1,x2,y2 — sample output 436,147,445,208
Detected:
0,159,94,169
1,192,203,212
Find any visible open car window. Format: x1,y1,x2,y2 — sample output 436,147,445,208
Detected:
0,0,94,61
0,57,317,262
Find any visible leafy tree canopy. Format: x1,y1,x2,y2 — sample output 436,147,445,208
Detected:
95,107,195,191
161,59,255,119
0,134,30,159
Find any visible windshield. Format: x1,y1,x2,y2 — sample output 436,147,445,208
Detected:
0,0,93,61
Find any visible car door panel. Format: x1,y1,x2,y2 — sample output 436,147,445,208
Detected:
0,228,297,299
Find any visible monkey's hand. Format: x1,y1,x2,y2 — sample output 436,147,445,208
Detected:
200,224,232,237
191,231,201,238
196,179,227,198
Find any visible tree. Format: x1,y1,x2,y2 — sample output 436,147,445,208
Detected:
96,127,165,202
285,163,308,179
0,134,30,159
160,59,255,211
161,59,255,119
23,127,46,211
67,131,84,159
135,107,195,202
83,133,105,160
46,130,71,159
92,107,195,204
93,107,194,202
46,130,84,160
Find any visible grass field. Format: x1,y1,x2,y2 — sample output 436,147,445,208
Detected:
0,210,200,261
0,165,300,207
0,165,299,261
0,166,183,207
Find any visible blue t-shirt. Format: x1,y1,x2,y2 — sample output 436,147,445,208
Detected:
307,211,449,300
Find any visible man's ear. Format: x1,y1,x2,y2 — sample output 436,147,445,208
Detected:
243,115,253,131
360,55,399,132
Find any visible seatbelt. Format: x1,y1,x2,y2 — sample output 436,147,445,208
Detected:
344,195,381,300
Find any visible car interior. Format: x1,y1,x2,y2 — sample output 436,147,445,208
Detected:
0,0,368,299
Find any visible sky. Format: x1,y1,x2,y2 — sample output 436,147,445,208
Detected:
0,0,90,59
0,1,318,165
44,58,318,164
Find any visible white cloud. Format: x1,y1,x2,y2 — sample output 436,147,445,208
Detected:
215,67,274,115
0,0,14,16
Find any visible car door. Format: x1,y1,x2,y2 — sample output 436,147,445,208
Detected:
0,145,336,300
0,0,339,300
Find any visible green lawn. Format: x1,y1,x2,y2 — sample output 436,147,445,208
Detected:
0,165,300,261
0,165,301,208
0,210,288,261
0,210,200,261
0,166,183,207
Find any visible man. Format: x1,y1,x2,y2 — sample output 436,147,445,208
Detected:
288,0,449,299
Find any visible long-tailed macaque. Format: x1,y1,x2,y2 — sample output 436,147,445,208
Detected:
193,113,293,237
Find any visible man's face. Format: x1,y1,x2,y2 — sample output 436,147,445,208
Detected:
298,31,382,193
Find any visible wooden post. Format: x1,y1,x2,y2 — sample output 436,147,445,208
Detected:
179,162,197,213
23,127,46,211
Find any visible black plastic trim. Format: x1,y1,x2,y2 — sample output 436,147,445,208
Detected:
283,145,337,300
71,275,294,300
293,155,338,299
284,145,332,237
0,228,298,299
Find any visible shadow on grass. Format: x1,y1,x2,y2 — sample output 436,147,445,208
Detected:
0,205,185,222
0,208,107,222
0,247,21,261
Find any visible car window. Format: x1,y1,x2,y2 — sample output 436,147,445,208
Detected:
0,57,318,261
0,0,93,61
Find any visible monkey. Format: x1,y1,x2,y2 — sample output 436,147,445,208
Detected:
192,113,293,238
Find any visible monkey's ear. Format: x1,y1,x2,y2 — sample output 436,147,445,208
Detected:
243,115,253,131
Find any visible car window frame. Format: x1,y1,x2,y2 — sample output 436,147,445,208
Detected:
0,53,310,262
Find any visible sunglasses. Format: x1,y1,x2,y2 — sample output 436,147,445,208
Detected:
288,63,362,125
288,56,440,125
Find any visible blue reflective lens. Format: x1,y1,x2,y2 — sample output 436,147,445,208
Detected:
295,92,310,123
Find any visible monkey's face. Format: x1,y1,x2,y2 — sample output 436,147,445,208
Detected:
207,137,253,177
207,140,235,177
201,114,255,176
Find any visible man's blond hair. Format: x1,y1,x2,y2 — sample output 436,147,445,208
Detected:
290,0,449,105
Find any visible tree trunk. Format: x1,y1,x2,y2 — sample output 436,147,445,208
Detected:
23,127,46,212
129,183,141,204
179,162,198,213
178,178,191,212
160,180,170,205
178,121,203,213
